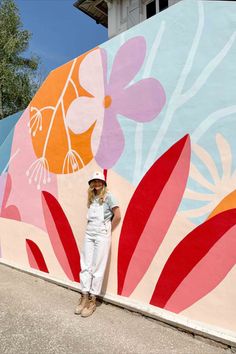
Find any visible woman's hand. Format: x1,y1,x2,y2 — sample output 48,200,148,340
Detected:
111,207,121,232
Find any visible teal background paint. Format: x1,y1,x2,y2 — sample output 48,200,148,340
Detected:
0,111,22,173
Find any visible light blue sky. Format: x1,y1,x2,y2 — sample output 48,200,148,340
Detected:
15,0,108,78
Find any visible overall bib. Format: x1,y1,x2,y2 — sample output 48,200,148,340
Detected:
80,198,112,296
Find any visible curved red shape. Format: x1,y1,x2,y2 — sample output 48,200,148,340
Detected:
150,208,236,310
26,239,49,273
103,169,107,182
41,191,80,282
117,135,190,295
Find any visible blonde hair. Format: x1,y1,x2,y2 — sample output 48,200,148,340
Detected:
87,182,107,207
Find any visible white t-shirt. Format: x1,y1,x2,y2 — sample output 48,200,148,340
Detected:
103,192,119,222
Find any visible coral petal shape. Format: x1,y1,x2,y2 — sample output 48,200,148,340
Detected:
41,191,80,282
117,135,191,296
26,239,49,273
150,208,236,311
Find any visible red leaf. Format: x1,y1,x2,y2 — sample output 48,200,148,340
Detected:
117,135,190,296
150,209,236,311
26,239,49,273
41,191,80,282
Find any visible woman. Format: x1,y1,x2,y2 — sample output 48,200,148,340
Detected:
75,171,121,317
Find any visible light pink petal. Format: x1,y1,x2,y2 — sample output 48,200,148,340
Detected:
113,78,166,122
108,37,146,90
79,49,104,98
95,111,124,169
66,96,103,134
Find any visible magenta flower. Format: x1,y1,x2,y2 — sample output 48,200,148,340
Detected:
66,36,166,168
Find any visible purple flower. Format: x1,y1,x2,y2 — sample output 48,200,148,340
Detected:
66,36,166,168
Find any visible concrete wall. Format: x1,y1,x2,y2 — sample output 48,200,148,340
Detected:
1,0,236,341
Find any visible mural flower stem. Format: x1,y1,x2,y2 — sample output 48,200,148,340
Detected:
28,106,54,137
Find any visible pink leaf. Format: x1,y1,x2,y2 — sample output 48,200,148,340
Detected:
0,173,21,221
41,191,80,282
1,205,21,220
150,209,236,312
117,135,191,296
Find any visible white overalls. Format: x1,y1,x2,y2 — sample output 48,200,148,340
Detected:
80,198,112,296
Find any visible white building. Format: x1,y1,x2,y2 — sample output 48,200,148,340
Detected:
74,0,179,38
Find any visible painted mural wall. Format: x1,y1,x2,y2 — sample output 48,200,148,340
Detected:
1,0,236,335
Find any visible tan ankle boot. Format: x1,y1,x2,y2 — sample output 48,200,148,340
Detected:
74,293,89,315
81,295,96,317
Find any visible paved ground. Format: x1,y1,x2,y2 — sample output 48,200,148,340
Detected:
0,264,231,354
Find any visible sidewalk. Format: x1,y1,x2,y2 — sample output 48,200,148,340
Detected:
0,264,230,354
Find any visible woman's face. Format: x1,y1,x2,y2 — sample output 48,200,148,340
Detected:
91,179,104,192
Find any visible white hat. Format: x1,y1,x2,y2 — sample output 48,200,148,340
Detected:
88,171,107,186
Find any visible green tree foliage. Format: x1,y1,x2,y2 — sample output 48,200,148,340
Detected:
0,0,40,119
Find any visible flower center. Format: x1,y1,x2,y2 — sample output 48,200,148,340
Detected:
103,95,112,108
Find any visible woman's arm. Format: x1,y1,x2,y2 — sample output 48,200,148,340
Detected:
111,207,121,231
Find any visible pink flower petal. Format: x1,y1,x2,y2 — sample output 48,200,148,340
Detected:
95,111,124,168
66,96,103,134
108,37,146,91
113,78,166,122
79,49,104,98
